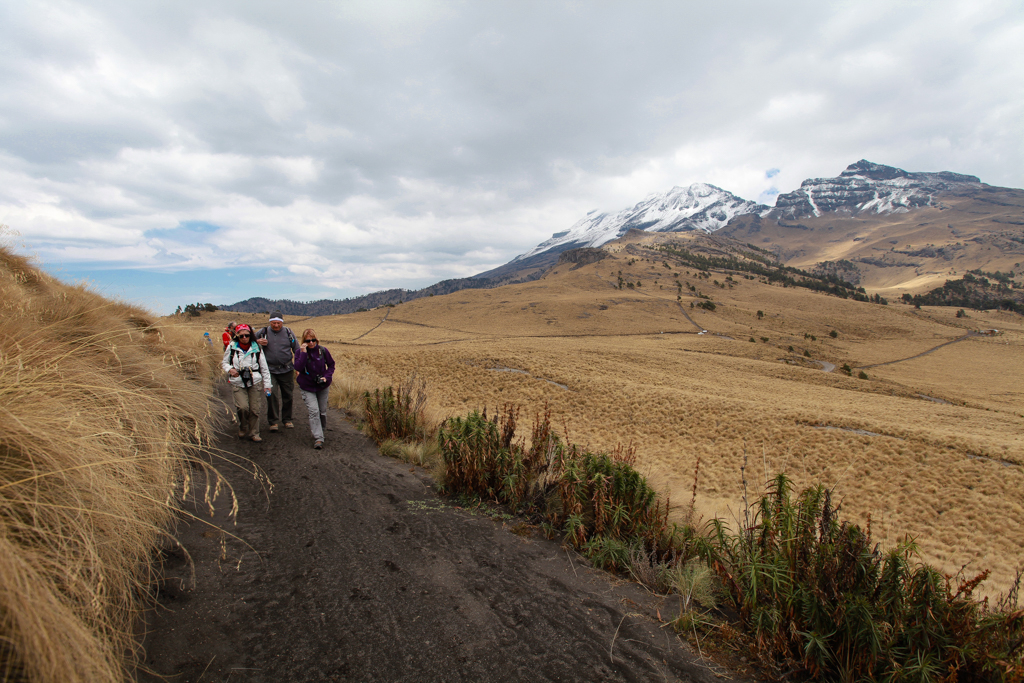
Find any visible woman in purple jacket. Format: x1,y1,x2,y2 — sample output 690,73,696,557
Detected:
293,328,335,449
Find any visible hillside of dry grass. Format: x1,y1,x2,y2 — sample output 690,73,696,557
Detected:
0,248,228,683
281,233,1022,598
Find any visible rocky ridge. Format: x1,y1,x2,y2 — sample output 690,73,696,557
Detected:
770,159,981,219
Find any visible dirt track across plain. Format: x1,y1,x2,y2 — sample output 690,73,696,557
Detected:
136,387,757,683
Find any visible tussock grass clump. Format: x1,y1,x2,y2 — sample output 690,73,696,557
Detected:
378,438,441,470
0,248,224,683
708,473,1024,682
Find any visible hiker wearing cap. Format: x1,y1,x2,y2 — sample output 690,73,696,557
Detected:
293,328,335,449
222,324,272,442
255,311,299,432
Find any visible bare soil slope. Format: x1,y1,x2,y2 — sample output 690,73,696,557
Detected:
137,387,753,682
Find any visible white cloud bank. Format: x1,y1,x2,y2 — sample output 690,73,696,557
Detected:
0,0,1021,310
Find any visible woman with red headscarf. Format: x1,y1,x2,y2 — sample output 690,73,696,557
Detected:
221,324,272,441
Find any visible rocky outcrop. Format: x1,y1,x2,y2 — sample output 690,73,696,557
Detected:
770,160,981,219
557,247,609,270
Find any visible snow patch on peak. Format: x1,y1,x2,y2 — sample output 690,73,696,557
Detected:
772,160,981,220
514,183,767,262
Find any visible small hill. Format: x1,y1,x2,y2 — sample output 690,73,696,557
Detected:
219,271,542,315
904,269,1024,313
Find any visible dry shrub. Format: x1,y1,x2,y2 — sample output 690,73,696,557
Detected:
0,248,223,683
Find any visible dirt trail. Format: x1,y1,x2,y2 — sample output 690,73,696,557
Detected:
136,386,755,683
352,307,391,341
859,331,978,369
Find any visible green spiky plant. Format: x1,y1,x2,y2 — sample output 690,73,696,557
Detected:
706,474,1024,681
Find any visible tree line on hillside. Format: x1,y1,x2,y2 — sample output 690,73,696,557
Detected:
655,244,886,303
174,302,218,316
217,270,544,316
902,270,1024,313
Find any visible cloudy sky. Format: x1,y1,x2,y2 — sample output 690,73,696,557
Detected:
2,1,1022,313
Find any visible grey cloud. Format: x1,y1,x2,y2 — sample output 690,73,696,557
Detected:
1,0,1022,311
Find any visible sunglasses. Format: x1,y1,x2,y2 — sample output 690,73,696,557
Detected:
237,333,251,338
304,338,318,343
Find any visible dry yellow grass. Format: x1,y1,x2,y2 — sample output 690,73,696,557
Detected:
0,248,227,682
311,242,1024,597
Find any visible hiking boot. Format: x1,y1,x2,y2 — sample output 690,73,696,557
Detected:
313,440,323,450
268,424,279,432
251,435,263,442
284,421,295,429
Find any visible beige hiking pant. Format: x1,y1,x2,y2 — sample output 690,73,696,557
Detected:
232,384,264,438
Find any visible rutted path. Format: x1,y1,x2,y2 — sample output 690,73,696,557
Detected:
859,331,979,369
352,307,391,341
136,386,756,683
675,300,706,333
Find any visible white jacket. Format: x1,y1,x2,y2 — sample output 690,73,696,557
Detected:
221,342,272,391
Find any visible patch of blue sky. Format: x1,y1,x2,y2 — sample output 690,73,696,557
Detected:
758,187,780,205
144,220,224,240
36,264,312,315
765,168,781,179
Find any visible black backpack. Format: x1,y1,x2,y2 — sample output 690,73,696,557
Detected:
257,325,296,346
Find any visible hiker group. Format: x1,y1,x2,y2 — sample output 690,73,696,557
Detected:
221,311,335,449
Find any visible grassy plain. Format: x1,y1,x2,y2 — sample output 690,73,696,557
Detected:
259,236,1024,598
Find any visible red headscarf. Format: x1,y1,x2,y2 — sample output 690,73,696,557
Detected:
234,324,252,351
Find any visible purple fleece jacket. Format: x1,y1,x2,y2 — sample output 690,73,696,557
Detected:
293,345,335,392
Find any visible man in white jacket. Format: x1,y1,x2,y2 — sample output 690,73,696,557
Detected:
221,324,272,441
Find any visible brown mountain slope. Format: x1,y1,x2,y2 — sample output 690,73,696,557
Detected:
720,185,1024,297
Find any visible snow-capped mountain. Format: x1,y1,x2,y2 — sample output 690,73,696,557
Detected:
770,160,981,219
514,183,768,262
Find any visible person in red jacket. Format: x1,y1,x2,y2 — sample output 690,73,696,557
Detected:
222,321,236,349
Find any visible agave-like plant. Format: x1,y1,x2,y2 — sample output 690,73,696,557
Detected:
706,474,1024,681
